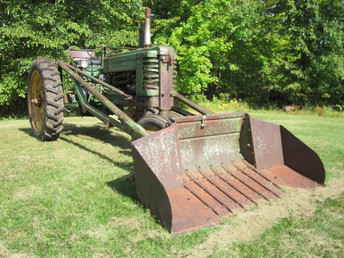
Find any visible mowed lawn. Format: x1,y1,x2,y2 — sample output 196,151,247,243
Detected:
0,111,343,257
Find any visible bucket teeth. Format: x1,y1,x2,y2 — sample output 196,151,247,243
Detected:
184,179,228,216
183,161,283,217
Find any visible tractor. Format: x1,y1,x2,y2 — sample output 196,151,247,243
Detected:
27,8,325,234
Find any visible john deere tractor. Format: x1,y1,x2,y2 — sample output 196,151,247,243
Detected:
27,8,325,234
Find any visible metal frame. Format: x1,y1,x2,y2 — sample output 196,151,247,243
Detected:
58,59,213,139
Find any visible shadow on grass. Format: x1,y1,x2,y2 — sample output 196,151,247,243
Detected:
19,124,142,205
63,123,131,149
60,136,134,171
19,124,133,170
106,174,138,201
20,127,35,137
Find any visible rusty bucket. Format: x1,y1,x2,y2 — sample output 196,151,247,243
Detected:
132,113,325,234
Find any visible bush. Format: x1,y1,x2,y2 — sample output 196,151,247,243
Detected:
0,0,143,115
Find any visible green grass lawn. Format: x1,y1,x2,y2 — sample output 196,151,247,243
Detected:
0,111,343,257
211,192,344,258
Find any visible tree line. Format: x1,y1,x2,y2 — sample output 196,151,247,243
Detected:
0,0,343,116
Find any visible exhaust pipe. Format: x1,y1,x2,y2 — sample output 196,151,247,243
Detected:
144,8,152,48
139,8,152,48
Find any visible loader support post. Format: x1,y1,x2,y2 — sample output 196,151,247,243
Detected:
58,61,148,139
64,62,133,100
73,83,121,127
174,92,213,115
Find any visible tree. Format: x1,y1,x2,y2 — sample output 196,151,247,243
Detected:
280,0,344,105
0,0,143,112
153,0,264,98
151,0,344,106
1,0,343,115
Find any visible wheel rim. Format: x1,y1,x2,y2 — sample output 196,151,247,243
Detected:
144,124,162,132
29,71,44,132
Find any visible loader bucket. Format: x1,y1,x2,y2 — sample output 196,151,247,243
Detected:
132,112,325,234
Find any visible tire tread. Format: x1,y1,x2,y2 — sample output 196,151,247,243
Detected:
28,58,64,141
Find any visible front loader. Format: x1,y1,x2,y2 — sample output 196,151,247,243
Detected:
27,8,325,234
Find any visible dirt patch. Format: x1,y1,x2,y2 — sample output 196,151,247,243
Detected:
129,229,168,243
85,225,109,239
0,161,9,167
109,217,142,229
107,216,168,244
13,186,41,200
185,178,344,258
0,241,35,258
0,242,10,257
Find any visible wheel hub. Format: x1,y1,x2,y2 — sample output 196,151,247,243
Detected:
29,71,44,132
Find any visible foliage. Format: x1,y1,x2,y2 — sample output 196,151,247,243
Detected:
153,0,262,96
151,0,344,106
265,0,344,106
0,0,343,114
0,0,143,107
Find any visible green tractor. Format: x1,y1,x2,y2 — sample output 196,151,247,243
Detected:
27,8,325,234
28,8,201,141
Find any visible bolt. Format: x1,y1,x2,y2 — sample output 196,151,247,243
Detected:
31,98,40,105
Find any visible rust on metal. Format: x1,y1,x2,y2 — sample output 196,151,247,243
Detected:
143,8,152,48
132,113,326,234
159,47,175,111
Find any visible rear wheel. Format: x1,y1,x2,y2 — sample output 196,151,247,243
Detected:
27,58,64,141
137,114,170,132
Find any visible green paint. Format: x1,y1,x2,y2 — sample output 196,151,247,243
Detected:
103,47,159,73
74,84,113,123
74,83,147,139
84,64,102,77
103,47,161,98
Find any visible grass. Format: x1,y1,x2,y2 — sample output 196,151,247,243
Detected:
201,99,344,119
210,192,344,258
0,110,343,257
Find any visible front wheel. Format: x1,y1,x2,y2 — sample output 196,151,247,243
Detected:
27,58,64,141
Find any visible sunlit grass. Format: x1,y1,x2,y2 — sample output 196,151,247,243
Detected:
0,112,343,257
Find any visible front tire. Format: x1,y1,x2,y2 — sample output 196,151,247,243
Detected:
27,58,64,141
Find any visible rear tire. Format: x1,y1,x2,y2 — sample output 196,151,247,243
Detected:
137,114,170,132
27,58,64,141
